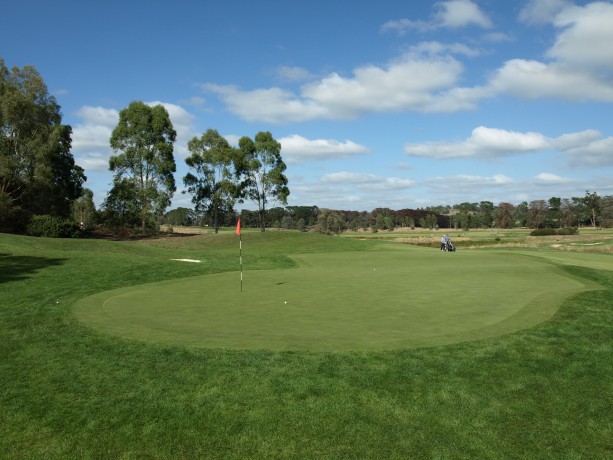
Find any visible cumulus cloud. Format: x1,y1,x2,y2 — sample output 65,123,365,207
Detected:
404,126,551,159
560,135,613,167
404,126,613,168
547,2,613,71
203,52,465,122
320,172,415,190
519,0,572,25
434,0,493,29
381,0,491,34
533,172,574,184
279,135,372,164
71,106,118,171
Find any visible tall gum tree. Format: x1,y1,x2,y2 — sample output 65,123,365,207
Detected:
236,131,289,232
109,101,176,233
183,129,238,234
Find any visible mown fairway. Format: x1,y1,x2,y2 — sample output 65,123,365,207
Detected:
1,230,612,458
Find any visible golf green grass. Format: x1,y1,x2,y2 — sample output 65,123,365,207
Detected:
74,246,596,351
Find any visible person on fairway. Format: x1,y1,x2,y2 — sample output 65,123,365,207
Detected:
444,234,453,251
440,235,447,251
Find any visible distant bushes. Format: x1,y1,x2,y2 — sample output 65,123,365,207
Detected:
26,215,82,238
530,227,578,236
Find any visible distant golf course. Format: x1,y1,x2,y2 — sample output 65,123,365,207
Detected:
2,229,612,458
74,246,597,351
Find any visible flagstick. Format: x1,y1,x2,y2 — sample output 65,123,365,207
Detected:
236,217,243,292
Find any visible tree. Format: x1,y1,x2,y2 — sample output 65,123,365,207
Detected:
560,198,577,228
183,129,238,234
495,202,515,228
601,196,613,228
236,131,289,232
514,201,529,227
317,209,344,234
108,101,176,233
0,59,85,230
579,191,601,228
527,200,548,229
547,197,562,228
478,201,494,228
71,188,96,230
164,207,196,227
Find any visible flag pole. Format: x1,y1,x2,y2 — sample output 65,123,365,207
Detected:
236,217,242,292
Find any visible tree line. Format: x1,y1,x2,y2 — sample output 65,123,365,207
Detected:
164,192,612,234
2,59,612,237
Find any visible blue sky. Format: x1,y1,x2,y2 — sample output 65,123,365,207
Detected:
2,0,612,211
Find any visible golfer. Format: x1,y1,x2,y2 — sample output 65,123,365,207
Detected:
440,235,447,251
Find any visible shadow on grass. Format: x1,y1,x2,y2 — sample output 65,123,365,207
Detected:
0,253,66,284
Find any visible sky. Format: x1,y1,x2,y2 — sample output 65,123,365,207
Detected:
2,0,612,212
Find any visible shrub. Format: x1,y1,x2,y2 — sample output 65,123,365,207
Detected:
556,227,579,235
530,227,579,236
26,215,82,238
530,228,556,236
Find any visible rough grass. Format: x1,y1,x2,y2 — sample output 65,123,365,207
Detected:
1,230,612,458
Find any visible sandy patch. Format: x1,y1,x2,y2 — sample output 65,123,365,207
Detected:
171,258,202,263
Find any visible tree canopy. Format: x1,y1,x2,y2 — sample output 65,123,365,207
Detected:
0,58,85,231
108,101,176,233
183,129,238,233
236,131,289,232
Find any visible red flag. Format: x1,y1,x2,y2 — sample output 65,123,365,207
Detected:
235,217,241,236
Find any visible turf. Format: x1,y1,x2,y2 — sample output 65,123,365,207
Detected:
74,247,595,351
1,230,612,458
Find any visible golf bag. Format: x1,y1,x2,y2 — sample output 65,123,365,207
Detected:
445,241,456,252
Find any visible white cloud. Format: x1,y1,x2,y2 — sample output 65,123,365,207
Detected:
276,66,314,82
320,172,415,190
409,41,483,58
434,0,493,29
204,52,464,122
547,2,613,71
487,59,613,101
381,0,491,34
429,174,513,186
71,106,119,172
560,135,613,167
519,0,572,25
404,126,613,172
533,172,574,184
405,126,551,159
279,135,371,164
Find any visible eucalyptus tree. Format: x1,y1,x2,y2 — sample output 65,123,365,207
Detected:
0,59,85,230
527,200,548,229
580,190,601,228
236,131,289,232
494,202,515,228
108,101,176,233
183,129,238,233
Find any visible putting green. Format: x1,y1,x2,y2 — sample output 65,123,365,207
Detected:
74,247,598,351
